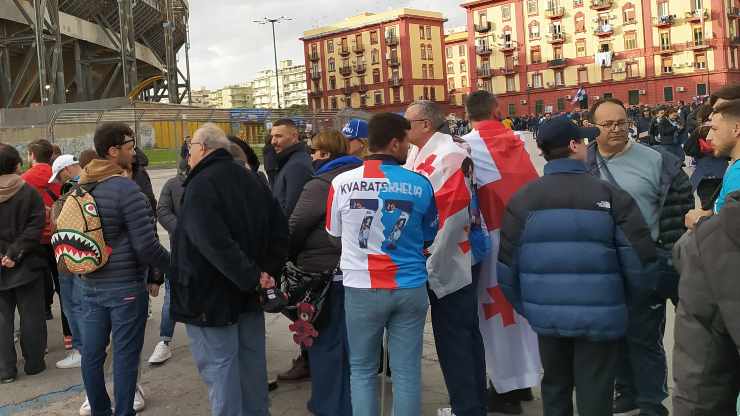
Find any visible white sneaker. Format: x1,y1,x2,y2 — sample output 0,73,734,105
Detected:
147,341,172,365
134,384,146,412
437,408,456,416
79,397,91,416
56,349,82,369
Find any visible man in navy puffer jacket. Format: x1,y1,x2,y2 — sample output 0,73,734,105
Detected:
498,118,656,416
75,122,170,416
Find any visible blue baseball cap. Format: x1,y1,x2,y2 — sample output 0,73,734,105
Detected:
342,119,369,140
536,117,600,150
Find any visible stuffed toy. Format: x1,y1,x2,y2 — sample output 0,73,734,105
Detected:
289,303,319,348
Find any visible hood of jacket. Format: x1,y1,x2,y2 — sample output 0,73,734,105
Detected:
276,142,309,169
79,159,125,184
21,163,53,188
720,191,740,248
0,174,24,203
315,154,363,175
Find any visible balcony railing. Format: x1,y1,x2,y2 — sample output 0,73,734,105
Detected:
353,43,365,54
500,42,516,52
339,66,352,77
310,70,321,80
502,65,518,74
590,0,612,10
389,77,403,87
694,62,707,70
548,58,568,68
354,82,369,93
477,66,493,78
355,64,366,74
387,55,400,67
594,25,614,36
342,86,353,96
339,46,350,56
547,33,565,43
657,44,674,54
474,22,492,33
545,7,565,19
476,44,493,55
309,52,320,62
686,40,710,50
385,34,399,46
654,15,676,27
728,6,740,19
308,90,323,98
685,9,709,22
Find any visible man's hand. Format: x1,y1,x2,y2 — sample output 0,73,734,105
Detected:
1,256,16,269
147,284,160,297
260,272,276,289
685,208,713,230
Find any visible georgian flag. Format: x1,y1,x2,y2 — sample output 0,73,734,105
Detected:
463,120,543,393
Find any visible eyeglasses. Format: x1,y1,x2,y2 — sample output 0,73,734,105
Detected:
186,140,204,149
407,119,430,125
592,120,634,131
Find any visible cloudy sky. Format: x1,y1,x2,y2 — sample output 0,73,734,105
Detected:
185,0,467,90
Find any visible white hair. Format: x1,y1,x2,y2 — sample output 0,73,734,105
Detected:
194,123,229,151
409,100,447,130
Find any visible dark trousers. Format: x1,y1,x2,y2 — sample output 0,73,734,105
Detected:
43,245,71,338
308,282,352,416
429,274,487,416
0,277,47,379
539,335,619,416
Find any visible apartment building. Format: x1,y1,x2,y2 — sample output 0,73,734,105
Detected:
446,28,473,106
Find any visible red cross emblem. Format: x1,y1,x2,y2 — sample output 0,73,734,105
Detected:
483,286,515,327
416,154,437,176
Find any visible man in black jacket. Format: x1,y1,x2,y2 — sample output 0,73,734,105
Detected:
171,123,288,416
585,98,693,416
270,118,313,218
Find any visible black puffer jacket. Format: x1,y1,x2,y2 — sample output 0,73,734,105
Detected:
289,156,362,273
0,178,46,290
80,159,170,282
272,142,313,217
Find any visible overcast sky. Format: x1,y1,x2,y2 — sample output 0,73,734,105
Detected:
185,0,467,90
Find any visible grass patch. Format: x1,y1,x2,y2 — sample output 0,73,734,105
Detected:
143,148,179,169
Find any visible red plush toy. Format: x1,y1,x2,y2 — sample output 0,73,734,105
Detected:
289,303,319,348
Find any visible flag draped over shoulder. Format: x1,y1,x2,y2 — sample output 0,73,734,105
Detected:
463,120,543,393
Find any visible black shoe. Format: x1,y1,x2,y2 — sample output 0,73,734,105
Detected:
268,380,279,391
488,387,523,415
512,387,534,402
613,390,639,415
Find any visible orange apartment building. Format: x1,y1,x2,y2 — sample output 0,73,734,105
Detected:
462,0,740,116
301,9,449,112
446,30,474,106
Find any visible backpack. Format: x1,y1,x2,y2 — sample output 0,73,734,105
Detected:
51,182,112,274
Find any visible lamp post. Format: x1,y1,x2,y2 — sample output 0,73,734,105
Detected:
254,17,292,109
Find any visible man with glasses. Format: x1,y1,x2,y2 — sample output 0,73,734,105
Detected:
584,98,693,416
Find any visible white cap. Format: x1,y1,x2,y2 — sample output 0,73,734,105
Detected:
48,154,78,183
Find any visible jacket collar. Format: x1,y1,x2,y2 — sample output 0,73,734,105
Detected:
276,142,308,169
183,149,233,186
544,158,588,175
366,153,402,165
720,191,740,247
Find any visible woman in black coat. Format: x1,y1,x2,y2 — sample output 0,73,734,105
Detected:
0,143,47,383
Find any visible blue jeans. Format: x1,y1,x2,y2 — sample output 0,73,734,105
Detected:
308,282,352,416
186,312,269,416
159,279,175,342
616,291,669,416
76,278,149,416
344,286,429,416
58,273,82,350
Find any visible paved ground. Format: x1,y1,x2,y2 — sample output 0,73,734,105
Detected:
0,137,677,415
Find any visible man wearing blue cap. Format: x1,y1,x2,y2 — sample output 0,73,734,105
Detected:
498,117,657,416
342,118,369,158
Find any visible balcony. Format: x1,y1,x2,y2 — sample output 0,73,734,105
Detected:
500,42,516,53
686,40,711,50
308,90,323,98
502,65,518,75
594,25,614,37
657,44,675,54
353,43,365,55
339,66,352,77
310,70,321,81
385,35,399,46
342,86,353,96
474,22,492,33
387,55,400,67
729,7,740,19
355,63,366,74
476,44,493,55
685,9,709,22
354,82,369,93
389,77,403,88
477,66,493,78
694,62,708,70
590,0,612,10
545,7,565,19
547,33,566,44
548,58,568,68
309,52,320,62
654,15,676,27
339,46,351,57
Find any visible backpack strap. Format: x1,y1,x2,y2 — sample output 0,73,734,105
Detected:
45,187,59,202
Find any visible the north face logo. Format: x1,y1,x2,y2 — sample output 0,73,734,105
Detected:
596,201,611,209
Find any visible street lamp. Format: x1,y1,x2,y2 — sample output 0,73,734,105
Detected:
253,16,292,109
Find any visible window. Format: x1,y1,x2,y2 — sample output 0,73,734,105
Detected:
627,62,639,77
603,93,613,99
505,54,515,69
329,76,336,89
459,45,466,56
420,25,426,39
374,91,383,106
527,0,538,15
533,73,543,88
370,31,378,44
330,97,337,109
697,83,707,96
328,58,335,72
529,21,540,39
422,64,428,79
535,99,544,114
447,62,455,74
478,12,487,26
554,70,564,86
658,0,669,18
446,47,452,59
624,32,637,50
420,45,427,60
341,37,348,50
602,66,612,81
423,87,429,100
449,78,455,90
531,47,542,63
664,86,673,101
551,21,562,34
662,57,673,73
557,98,566,112
502,5,511,21
576,39,586,57
575,12,586,33
373,68,381,83
506,76,516,92
460,61,467,73
429,64,435,78
693,26,704,45
600,42,611,52
628,90,640,105
393,87,401,102
660,31,671,49
508,103,516,116
695,53,706,69
426,26,432,40
372,49,379,64
461,77,467,88
427,45,434,60
623,3,636,23
578,67,589,83
554,46,563,59
430,87,436,101
327,40,334,53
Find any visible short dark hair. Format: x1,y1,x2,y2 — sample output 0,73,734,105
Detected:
273,118,297,130
711,85,740,105
78,149,99,168
368,113,410,152
540,143,577,162
589,97,627,123
93,122,134,158
27,139,54,164
465,90,497,122
713,99,740,120
0,143,22,175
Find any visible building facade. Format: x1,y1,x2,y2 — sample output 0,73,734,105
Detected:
446,29,473,106
301,9,448,112
190,87,212,107
251,60,309,109
463,0,740,116
207,85,254,109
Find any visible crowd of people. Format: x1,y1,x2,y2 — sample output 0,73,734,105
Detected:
0,83,738,416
